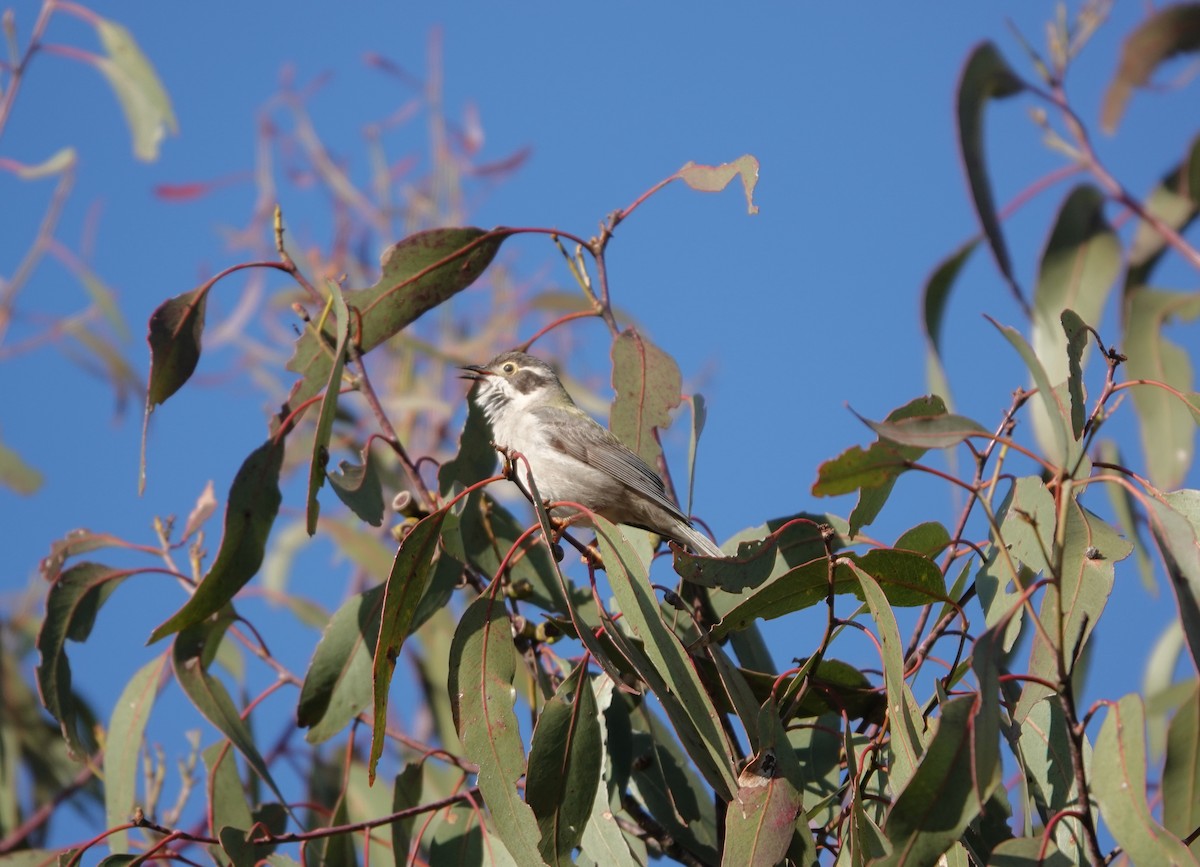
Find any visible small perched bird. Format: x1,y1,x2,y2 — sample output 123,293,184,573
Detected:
461,351,723,558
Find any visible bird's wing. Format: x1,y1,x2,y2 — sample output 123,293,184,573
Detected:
533,405,690,523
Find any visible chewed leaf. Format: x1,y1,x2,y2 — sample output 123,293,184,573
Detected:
1062,309,1089,439
1102,4,1200,134
93,17,178,161
610,328,682,470
328,445,386,527
678,155,760,214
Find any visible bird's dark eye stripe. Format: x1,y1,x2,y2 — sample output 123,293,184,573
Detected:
510,368,546,394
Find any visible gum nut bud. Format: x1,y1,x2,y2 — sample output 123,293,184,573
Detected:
506,579,533,599
392,491,413,513
551,543,564,562
536,621,562,643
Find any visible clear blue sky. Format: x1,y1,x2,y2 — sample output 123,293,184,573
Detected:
3,2,1197,858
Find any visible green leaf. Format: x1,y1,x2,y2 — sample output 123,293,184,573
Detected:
1149,491,1200,673
93,16,178,161
1163,684,1200,854
306,282,351,535
1125,288,1200,489
1016,498,1132,715
625,698,721,863
1128,134,1200,288
1101,4,1200,133
578,676,647,866
11,146,76,180
448,593,548,866
686,394,707,517
990,316,1075,467
862,410,988,449
610,328,682,471
298,584,383,744
846,561,926,790
173,618,290,810
956,42,1025,299
877,696,1001,867
369,509,447,779
988,837,1072,866
1061,309,1089,439
677,155,760,215
0,434,43,494
274,227,504,437
145,285,208,410
595,517,738,797
36,562,132,758
203,741,252,840
526,666,602,866
327,444,386,527
1030,186,1119,452
922,238,980,406
104,653,167,853
149,438,285,642
711,547,947,640
391,764,425,866
1093,695,1199,864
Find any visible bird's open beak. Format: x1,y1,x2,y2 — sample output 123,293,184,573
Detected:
459,364,491,382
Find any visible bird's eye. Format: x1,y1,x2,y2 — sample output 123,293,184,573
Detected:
501,362,516,374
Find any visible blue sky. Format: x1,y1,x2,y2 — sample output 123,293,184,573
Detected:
3,1,1198,858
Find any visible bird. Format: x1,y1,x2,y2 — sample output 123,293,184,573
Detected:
461,351,724,558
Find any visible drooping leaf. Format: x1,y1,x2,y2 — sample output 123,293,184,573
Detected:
526,665,602,866
846,561,927,790
327,444,386,527
989,316,1075,467
686,393,707,518
104,653,167,853
1127,134,1200,288
609,328,682,471
36,562,134,758
922,238,980,406
306,282,351,535
298,584,384,743
173,618,289,810
862,410,988,449
448,592,548,866
149,438,285,642
1163,683,1200,854
677,155,760,215
145,286,208,410
1016,498,1132,716
1101,4,1200,134
596,517,738,797
1149,491,1200,673
877,696,1001,867
956,42,1026,302
579,676,647,866
1125,288,1200,489
369,509,446,779
1093,694,1199,864
391,764,425,866
273,227,504,437
1062,309,1090,439
92,16,178,161
1030,186,1119,453
0,435,43,495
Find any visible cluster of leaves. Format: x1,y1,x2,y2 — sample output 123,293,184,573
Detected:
6,3,1200,867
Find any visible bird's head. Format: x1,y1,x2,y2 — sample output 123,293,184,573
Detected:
461,351,573,422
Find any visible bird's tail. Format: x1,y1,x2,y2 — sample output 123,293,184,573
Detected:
673,522,724,558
